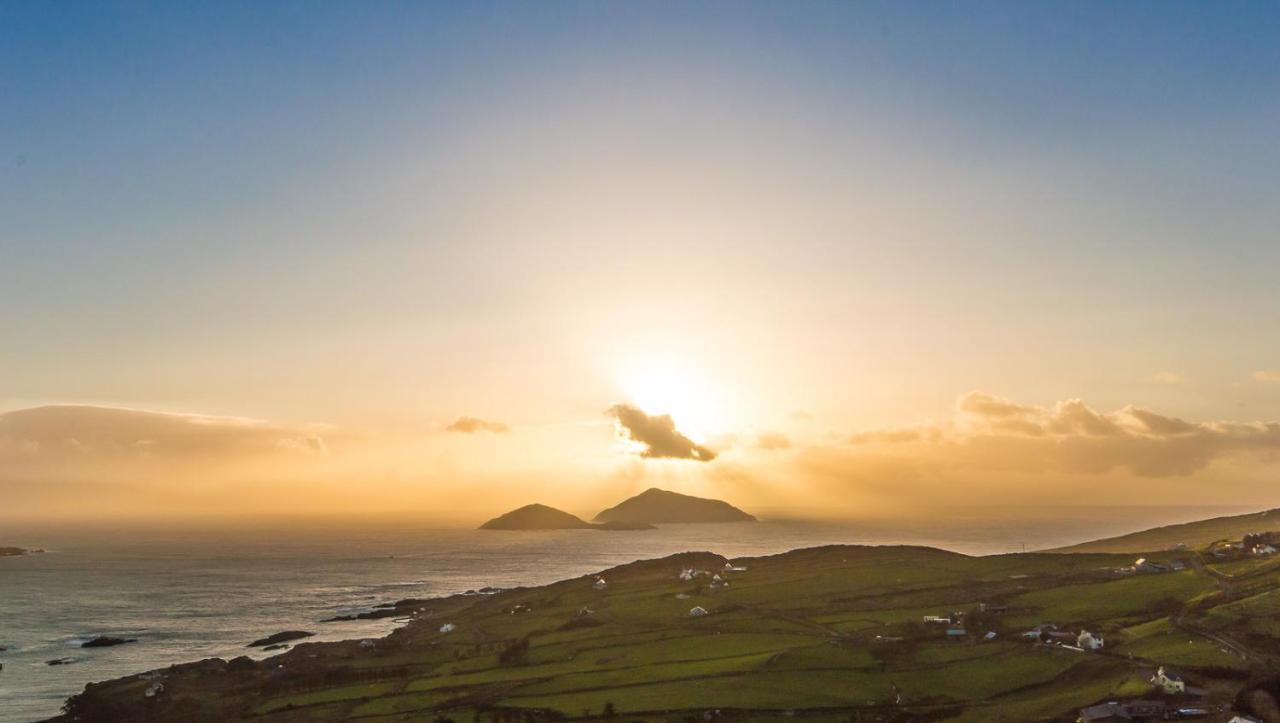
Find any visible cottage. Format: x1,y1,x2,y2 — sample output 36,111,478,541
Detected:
1077,630,1104,650
709,574,729,589
439,623,456,633
923,615,951,624
679,568,695,581
1151,666,1186,694
688,606,709,617
983,631,998,641
593,577,608,590
1252,544,1276,556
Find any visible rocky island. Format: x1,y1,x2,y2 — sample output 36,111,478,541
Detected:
593,487,757,524
479,503,654,531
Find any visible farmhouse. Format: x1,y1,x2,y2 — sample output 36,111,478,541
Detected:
1151,666,1186,694
1077,630,1104,650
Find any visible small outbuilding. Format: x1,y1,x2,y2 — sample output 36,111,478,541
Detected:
688,606,709,617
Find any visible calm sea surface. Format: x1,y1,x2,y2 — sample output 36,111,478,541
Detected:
0,506,1255,722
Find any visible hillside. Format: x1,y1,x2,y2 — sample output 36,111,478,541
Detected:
1051,507,1280,553
56,537,1280,722
480,504,654,531
593,487,756,524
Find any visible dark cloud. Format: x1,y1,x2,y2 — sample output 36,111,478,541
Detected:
606,404,716,461
446,416,510,434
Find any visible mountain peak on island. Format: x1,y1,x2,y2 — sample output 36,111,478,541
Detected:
593,488,756,524
479,503,655,531
479,503,593,530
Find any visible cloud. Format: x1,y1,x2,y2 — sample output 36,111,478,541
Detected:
755,432,792,450
0,405,327,464
1254,370,1280,382
446,416,510,434
606,404,716,461
1149,371,1185,384
846,391,1280,478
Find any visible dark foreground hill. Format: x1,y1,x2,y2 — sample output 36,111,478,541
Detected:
480,503,653,531
593,487,756,524
1050,507,1280,553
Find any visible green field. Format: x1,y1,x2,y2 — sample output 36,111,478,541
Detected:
59,542,1278,722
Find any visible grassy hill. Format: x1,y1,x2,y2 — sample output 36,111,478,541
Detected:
1050,507,1280,553
56,540,1276,722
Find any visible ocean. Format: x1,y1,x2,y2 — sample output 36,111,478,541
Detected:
0,505,1253,722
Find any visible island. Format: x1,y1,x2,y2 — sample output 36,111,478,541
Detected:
479,503,654,531
1,546,35,557
593,487,757,524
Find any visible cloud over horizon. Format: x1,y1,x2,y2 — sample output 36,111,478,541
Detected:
0,405,327,467
847,391,1280,478
607,404,717,461
446,416,510,434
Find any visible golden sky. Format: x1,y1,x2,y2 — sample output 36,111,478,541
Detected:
4,4,1280,522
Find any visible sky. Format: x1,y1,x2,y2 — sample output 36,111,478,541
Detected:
3,1,1280,523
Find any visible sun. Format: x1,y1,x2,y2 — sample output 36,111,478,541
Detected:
617,360,724,443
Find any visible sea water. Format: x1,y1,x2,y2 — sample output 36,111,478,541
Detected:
0,506,1252,722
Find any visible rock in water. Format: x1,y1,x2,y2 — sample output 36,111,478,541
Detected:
82,636,137,648
247,631,314,647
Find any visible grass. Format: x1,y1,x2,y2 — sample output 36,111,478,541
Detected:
77,543,1273,722
1003,571,1212,628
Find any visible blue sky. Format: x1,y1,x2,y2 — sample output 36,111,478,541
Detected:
2,1,1279,425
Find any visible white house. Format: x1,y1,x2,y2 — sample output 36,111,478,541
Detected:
593,577,608,590
1077,630,1104,650
1151,666,1186,694
688,606,709,617
439,623,456,633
